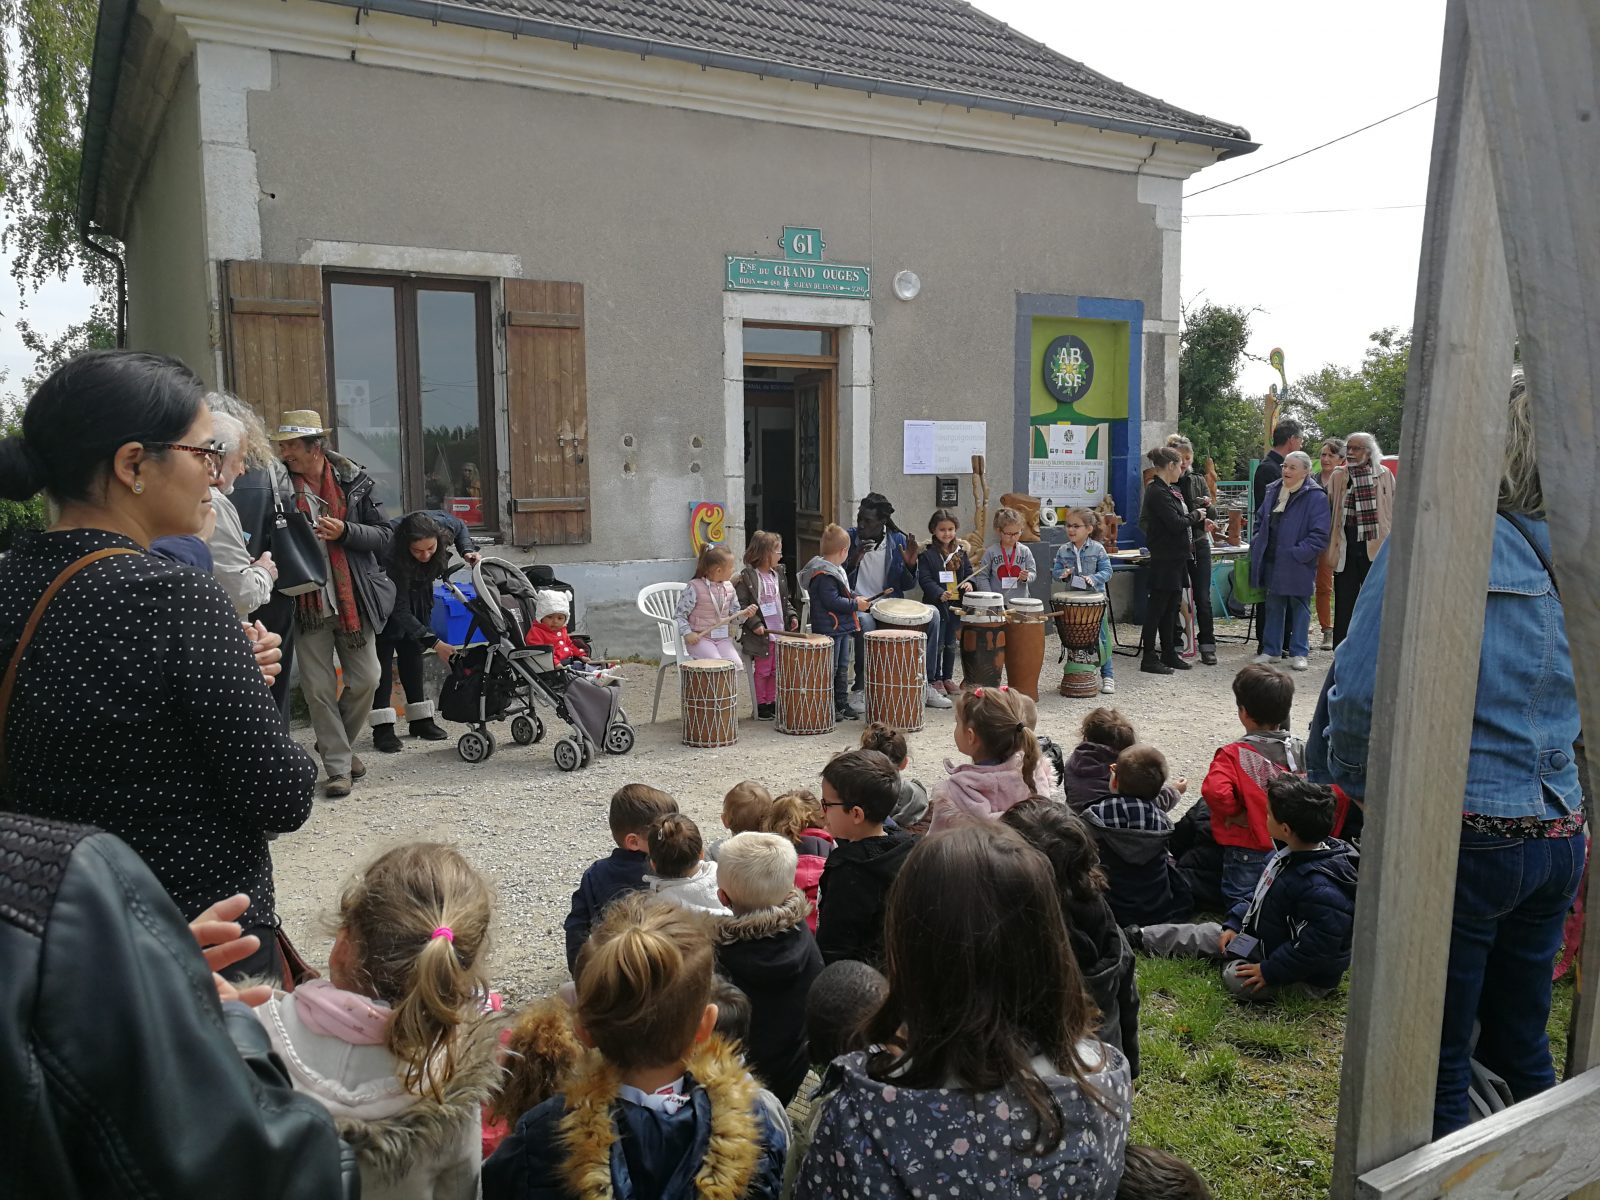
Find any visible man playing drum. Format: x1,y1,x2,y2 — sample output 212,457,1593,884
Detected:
846,493,951,711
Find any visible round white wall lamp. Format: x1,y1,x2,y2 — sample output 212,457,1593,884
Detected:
893,270,922,301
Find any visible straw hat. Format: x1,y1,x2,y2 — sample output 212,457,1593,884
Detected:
270,409,331,442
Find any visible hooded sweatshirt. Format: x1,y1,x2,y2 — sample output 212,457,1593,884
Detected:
1062,742,1184,814
799,1047,1131,1200
798,556,860,636
927,754,1056,832
647,859,731,916
713,889,824,1106
256,984,504,1200
1202,729,1352,851
1083,795,1193,927
814,828,916,968
891,776,931,833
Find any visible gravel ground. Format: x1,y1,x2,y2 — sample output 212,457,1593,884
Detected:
272,619,1330,1005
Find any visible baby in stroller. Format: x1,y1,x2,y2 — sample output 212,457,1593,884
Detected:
524,588,614,682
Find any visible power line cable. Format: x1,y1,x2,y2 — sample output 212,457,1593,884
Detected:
1184,97,1437,199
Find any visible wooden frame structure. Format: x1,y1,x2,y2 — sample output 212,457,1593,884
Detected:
1332,2,1600,1197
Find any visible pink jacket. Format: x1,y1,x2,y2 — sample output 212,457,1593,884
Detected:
928,754,1055,831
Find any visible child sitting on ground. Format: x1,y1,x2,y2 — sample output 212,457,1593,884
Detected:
712,832,824,1106
563,784,679,974
485,998,583,1159
1002,797,1140,1077
798,524,872,722
763,788,833,931
859,721,931,833
255,844,503,1200
1085,744,1194,927
646,814,729,916
675,544,760,666
1128,778,1359,1005
1118,1146,1214,1199
483,895,788,1199
814,749,915,968
708,977,794,1147
928,686,1054,831
1062,707,1186,813
708,779,772,861
1195,664,1350,926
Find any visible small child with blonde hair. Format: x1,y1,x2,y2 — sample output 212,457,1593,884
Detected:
763,788,833,930
928,686,1055,832
674,544,759,665
483,894,788,1197
255,843,502,1199
972,506,1038,595
709,779,773,862
798,523,872,721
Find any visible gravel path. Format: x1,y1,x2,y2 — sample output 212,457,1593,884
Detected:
272,624,1329,1005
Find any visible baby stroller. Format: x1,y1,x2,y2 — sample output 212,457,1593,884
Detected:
437,557,636,769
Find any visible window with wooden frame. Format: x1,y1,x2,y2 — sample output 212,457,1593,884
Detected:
322,273,497,529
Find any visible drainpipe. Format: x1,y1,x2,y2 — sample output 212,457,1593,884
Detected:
80,228,128,348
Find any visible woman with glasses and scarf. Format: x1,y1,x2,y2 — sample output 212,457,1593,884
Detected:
1322,431,1394,648
0,350,315,983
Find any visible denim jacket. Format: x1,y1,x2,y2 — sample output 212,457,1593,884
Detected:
1316,515,1581,819
1052,539,1113,592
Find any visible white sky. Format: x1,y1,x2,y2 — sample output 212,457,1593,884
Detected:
1,1,1447,400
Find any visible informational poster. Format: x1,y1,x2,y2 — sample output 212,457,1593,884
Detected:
1043,422,1107,462
1028,459,1107,508
903,420,987,475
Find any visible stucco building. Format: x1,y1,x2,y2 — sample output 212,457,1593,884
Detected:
80,0,1253,653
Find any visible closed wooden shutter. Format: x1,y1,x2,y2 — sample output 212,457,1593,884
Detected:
504,279,591,546
221,261,327,434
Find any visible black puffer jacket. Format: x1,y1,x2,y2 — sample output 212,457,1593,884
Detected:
0,812,351,1199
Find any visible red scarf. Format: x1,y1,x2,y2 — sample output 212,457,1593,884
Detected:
295,460,363,638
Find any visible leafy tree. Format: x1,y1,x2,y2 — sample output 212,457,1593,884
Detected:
0,396,45,551
1178,301,1264,480
1295,327,1410,454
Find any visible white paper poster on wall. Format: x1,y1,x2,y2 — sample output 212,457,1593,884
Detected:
1028,459,1107,508
903,420,987,475
1044,422,1107,461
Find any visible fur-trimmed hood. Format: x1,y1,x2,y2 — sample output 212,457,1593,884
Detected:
712,888,810,944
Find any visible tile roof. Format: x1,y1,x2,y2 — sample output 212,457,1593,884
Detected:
389,0,1254,151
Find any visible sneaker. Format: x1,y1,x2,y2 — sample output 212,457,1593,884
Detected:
835,706,861,722
1140,658,1174,676
1321,629,1335,651
1289,656,1310,672
847,689,866,714
1122,924,1145,953
1251,653,1275,665
372,724,404,754
324,775,352,798
1162,656,1193,672
1100,677,1116,694
350,755,367,779
924,682,953,709
757,702,775,721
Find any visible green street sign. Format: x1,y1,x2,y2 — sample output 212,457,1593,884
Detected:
782,227,824,261
726,256,871,299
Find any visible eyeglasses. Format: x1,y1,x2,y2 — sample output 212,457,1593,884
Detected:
819,799,851,811
148,442,228,482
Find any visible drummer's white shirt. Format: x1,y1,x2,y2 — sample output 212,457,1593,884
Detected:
856,539,890,596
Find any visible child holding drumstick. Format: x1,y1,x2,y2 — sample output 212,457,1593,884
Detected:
735,531,798,721
972,507,1037,595
916,507,974,695
1053,507,1116,695
675,545,759,665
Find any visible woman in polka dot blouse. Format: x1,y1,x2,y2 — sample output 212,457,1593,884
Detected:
797,823,1132,1199
0,351,317,982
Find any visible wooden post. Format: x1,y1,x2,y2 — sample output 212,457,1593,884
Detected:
1330,4,1516,1192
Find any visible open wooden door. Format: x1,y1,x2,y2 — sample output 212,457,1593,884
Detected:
792,368,836,568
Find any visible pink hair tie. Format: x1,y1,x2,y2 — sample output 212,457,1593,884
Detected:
431,926,454,942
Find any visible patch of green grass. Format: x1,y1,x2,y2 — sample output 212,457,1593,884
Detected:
1131,957,1345,1200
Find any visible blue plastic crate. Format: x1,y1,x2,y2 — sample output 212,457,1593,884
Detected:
432,581,487,646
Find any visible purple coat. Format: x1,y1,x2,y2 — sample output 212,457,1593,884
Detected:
1250,477,1332,597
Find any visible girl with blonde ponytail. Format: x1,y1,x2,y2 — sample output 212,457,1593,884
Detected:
255,843,504,1200
928,685,1054,832
483,892,788,1199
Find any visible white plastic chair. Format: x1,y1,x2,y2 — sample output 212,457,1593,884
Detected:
637,582,758,722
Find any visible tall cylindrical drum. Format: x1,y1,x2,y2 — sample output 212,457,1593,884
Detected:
959,613,1007,690
1004,614,1047,700
773,634,834,736
864,628,926,732
1056,593,1108,699
681,659,739,747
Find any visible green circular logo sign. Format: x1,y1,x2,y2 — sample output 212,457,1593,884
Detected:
1043,335,1094,405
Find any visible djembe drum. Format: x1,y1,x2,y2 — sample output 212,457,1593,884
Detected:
864,628,926,732
681,659,739,747
1056,593,1108,698
1004,596,1047,700
773,633,834,736
959,612,1007,690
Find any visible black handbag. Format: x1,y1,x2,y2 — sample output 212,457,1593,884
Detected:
271,490,328,598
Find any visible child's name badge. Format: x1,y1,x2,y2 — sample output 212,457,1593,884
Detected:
1070,576,1090,590
938,571,955,584
708,625,729,640
1000,576,1018,590
760,598,782,621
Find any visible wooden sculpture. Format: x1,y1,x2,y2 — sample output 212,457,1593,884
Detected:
965,454,990,561
999,492,1043,542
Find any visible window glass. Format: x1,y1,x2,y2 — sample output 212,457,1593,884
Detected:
418,289,488,527
329,283,403,511
743,326,831,357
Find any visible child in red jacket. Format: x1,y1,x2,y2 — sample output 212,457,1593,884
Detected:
764,788,833,932
1201,664,1349,926
525,590,586,665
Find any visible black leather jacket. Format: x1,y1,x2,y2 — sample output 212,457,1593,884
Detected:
0,811,355,1199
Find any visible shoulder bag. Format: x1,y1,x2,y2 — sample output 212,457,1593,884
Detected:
270,488,328,598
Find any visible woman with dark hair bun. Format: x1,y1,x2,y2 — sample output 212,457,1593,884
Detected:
0,349,316,983
1138,446,1202,675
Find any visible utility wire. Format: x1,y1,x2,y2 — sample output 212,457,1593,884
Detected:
1184,97,1437,199
1185,203,1425,218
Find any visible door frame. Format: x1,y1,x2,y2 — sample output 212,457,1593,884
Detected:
722,292,872,560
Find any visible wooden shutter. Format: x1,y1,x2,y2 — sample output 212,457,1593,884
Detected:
504,280,591,546
222,261,327,434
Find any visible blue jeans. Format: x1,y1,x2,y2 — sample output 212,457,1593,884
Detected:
1434,829,1585,1137
1222,846,1271,927
830,633,853,709
1263,593,1311,658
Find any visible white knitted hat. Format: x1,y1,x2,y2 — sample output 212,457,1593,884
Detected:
535,589,571,620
